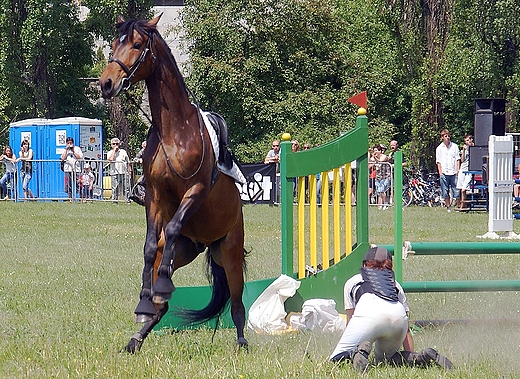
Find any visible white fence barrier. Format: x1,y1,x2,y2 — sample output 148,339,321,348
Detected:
479,135,519,239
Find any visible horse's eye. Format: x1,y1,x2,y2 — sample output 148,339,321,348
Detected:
132,42,142,50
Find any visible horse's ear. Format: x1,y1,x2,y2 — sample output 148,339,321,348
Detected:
117,15,125,24
148,13,162,27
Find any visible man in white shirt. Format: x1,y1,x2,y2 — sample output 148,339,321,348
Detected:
436,129,460,212
107,137,130,202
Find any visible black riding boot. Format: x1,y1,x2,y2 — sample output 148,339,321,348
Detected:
389,348,453,370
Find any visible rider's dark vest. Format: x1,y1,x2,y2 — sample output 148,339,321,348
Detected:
352,267,399,304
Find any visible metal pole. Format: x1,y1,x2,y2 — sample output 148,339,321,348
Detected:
403,279,520,292
393,151,403,282
383,241,520,255
280,137,293,276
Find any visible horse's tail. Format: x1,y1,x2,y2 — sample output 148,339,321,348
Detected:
178,252,231,325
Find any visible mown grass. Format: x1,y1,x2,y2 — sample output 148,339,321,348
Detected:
1,202,520,378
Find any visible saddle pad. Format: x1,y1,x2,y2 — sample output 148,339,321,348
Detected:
200,110,246,185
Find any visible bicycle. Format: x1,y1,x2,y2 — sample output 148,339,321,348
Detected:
402,170,442,207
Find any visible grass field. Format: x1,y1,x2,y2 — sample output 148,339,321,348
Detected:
1,202,520,378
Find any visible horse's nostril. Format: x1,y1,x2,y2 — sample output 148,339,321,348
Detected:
103,79,112,92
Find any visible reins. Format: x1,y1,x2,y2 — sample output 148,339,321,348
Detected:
116,28,207,181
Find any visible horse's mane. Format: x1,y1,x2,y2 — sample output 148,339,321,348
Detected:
116,18,157,40
116,18,188,94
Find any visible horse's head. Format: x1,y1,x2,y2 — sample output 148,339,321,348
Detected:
99,14,162,99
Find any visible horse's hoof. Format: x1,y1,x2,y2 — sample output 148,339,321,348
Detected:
134,298,156,319
122,338,142,354
152,277,175,304
237,337,248,348
135,313,153,323
153,276,176,296
152,294,170,304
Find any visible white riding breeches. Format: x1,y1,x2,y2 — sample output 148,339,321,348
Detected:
330,293,409,362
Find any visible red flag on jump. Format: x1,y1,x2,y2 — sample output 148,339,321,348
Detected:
348,91,367,109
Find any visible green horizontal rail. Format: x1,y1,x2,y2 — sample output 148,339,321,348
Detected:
403,280,520,293
384,242,520,293
382,242,520,256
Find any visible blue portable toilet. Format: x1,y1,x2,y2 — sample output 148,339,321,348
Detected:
41,117,103,199
10,117,103,200
9,118,48,199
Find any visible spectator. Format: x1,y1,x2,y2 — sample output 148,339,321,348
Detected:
133,140,147,163
436,129,460,212
131,140,147,199
18,139,35,200
368,148,376,204
0,145,17,200
107,137,130,203
60,137,83,201
514,156,520,208
303,143,312,150
291,140,300,153
80,163,95,202
264,140,280,164
130,141,147,206
329,247,452,372
456,134,474,210
372,144,390,210
387,140,407,167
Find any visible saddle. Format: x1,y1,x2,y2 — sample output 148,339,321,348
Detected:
204,111,233,170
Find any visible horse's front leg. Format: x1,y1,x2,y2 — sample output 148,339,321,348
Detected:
124,302,169,354
134,210,164,323
153,184,207,303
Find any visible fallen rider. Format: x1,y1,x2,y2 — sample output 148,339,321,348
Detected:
329,246,453,372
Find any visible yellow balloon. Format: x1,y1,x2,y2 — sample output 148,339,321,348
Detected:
281,132,291,141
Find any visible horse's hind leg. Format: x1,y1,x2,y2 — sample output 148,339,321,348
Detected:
172,234,205,272
216,219,247,347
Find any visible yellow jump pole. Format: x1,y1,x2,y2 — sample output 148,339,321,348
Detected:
344,163,353,255
297,176,306,279
309,174,317,271
333,167,341,263
321,171,330,269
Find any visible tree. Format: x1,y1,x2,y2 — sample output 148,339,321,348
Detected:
182,0,360,163
0,0,100,133
384,0,520,170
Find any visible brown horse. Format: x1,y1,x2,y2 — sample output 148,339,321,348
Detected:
99,15,247,353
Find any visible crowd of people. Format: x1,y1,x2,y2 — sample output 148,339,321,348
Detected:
264,130,480,212
0,130,491,208
0,136,146,202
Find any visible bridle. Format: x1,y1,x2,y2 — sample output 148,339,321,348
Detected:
109,31,155,92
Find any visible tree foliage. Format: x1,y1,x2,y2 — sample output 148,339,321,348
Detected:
0,0,152,154
182,0,359,162
0,0,98,131
182,0,520,168
1,0,520,168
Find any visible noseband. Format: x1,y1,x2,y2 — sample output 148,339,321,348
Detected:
109,31,155,92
